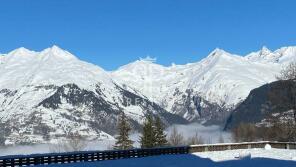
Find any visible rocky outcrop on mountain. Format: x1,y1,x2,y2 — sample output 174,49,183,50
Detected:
225,79,296,130
168,88,231,125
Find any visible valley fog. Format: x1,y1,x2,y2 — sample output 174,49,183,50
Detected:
0,123,231,156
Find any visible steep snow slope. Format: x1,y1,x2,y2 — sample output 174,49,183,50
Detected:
0,46,186,145
187,49,279,107
112,47,296,123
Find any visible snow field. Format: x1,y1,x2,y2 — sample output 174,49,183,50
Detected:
193,148,296,161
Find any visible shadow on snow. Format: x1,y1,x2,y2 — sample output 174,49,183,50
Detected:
35,154,296,167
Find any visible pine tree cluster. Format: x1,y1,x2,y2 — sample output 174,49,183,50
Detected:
140,115,168,148
113,113,168,150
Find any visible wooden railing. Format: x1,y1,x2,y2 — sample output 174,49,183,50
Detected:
0,141,295,167
0,146,189,167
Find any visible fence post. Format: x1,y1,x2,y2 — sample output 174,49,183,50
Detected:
286,144,290,149
204,146,208,152
11,158,15,167
3,159,6,167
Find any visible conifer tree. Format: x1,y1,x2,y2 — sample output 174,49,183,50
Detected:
0,123,6,146
154,116,168,147
140,114,156,148
113,112,133,150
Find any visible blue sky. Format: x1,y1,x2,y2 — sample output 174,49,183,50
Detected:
0,0,296,70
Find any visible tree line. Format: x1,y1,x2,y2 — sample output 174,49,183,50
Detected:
113,112,169,149
232,121,296,142
113,112,206,150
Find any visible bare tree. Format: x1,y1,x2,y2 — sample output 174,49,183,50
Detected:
49,141,66,153
206,137,212,144
186,131,203,145
50,133,87,153
232,123,257,142
277,62,296,80
218,134,225,143
168,126,184,146
64,133,87,152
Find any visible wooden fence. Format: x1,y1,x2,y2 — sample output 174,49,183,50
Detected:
0,141,295,167
0,146,189,167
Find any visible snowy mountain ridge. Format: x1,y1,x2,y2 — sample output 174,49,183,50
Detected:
112,46,296,122
0,45,295,144
0,46,111,90
0,46,186,145
246,46,296,63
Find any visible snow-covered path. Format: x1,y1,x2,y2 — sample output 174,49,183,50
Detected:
36,148,296,167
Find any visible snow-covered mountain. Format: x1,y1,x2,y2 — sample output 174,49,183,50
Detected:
0,46,186,145
112,46,296,124
1,45,296,145
246,46,296,63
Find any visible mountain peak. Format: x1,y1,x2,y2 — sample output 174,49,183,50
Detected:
114,56,166,74
245,46,281,63
211,48,229,55
50,45,63,51
138,56,157,63
259,46,272,55
40,45,77,60
43,45,67,54
208,48,233,59
119,56,159,68
8,47,36,56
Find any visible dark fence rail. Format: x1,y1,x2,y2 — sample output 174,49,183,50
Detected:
0,146,189,167
0,141,295,167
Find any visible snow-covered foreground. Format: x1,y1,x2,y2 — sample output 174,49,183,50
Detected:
35,148,296,167
194,148,296,161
